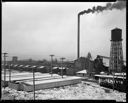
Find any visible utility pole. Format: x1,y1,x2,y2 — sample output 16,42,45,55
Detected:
32,67,35,100
50,55,54,77
112,71,115,91
9,63,11,82
60,57,65,78
2,52,8,88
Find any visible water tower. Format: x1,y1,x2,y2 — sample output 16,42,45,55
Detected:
109,28,123,72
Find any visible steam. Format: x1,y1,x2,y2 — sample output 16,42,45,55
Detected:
79,0,126,15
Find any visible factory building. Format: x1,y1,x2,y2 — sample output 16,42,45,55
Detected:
94,55,109,74
74,57,94,76
66,61,76,75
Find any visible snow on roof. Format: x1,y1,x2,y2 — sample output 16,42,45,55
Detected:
124,62,126,66
53,67,58,69
58,67,67,69
10,64,13,66
100,71,105,74
31,65,37,68
2,64,8,66
19,65,23,67
114,73,126,76
38,66,45,69
77,70,87,74
14,64,18,67
24,65,30,68
94,74,126,79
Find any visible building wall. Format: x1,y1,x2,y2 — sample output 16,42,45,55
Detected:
12,56,18,63
94,56,104,73
74,57,87,72
74,57,94,74
76,73,87,77
66,68,75,76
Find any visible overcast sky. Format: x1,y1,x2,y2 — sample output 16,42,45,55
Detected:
2,2,126,61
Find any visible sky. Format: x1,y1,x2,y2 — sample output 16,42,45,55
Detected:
2,2,126,61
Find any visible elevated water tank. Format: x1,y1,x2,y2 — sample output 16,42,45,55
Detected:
111,28,122,41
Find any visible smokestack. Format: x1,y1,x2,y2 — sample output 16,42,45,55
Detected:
79,0,126,15
77,14,80,59
77,0,125,59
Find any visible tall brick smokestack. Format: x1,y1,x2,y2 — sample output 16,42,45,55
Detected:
79,0,126,15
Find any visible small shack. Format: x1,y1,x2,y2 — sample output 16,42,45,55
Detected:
23,65,31,71
52,67,59,74
37,66,47,73
18,65,24,71
58,67,68,75
76,70,87,77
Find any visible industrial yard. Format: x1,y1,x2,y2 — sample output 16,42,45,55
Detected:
1,69,126,101
2,1,126,101
1,80,126,101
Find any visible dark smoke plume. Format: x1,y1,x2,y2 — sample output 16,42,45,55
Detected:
79,0,126,15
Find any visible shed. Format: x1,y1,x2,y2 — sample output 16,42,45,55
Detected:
76,70,87,77
18,65,24,67
53,67,59,69
37,66,47,73
38,66,45,69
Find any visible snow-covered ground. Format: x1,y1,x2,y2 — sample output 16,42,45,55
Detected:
1,81,126,101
